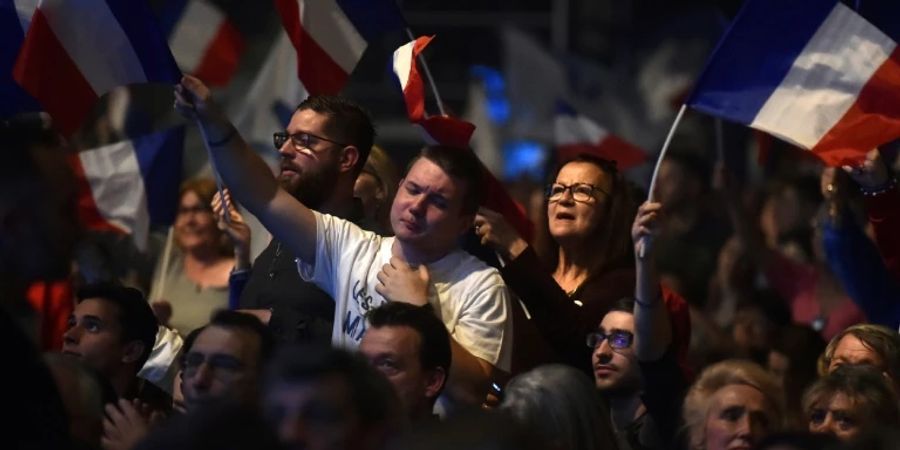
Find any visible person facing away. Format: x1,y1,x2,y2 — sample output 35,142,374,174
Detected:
227,94,380,346
174,75,513,409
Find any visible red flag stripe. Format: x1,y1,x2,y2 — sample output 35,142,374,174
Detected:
275,0,348,95
13,10,97,136
66,153,127,234
812,48,900,166
192,19,243,87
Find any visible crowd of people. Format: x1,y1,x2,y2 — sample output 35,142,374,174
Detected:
3,71,900,450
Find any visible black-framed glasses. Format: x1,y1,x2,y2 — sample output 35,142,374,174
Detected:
273,131,347,151
586,330,634,349
546,182,609,202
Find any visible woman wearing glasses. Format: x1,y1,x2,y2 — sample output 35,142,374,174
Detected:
474,154,689,376
149,178,250,337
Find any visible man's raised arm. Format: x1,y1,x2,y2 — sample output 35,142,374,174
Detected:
174,75,316,263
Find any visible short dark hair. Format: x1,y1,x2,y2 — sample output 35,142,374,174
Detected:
297,95,375,177
608,297,636,315
264,345,400,427
76,283,158,369
408,145,485,215
197,310,277,368
366,303,452,379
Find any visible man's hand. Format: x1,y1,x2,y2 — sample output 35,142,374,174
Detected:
473,207,528,261
101,399,161,450
375,256,430,306
212,188,251,270
174,75,214,119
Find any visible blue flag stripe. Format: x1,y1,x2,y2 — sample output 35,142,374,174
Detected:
155,0,189,38
0,0,39,117
105,0,182,83
134,126,185,226
687,0,838,124
335,0,406,43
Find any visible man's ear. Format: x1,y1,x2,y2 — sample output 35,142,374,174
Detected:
339,145,360,174
122,341,146,365
424,367,447,399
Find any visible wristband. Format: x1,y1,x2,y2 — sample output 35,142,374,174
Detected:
207,126,237,147
860,176,897,197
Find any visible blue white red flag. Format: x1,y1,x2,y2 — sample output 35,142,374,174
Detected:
72,127,184,250
157,0,243,87
13,0,181,136
555,101,647,170
688,0,900,166
0,0,39,118
274,0,405,95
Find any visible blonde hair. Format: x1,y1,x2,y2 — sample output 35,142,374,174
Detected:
683,359,785,450
818,324,900,378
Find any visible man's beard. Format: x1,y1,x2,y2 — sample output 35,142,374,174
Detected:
279,162,340,209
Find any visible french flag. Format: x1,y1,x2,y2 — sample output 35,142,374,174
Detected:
275,0,405,95
392,36,534,242
554,101,647,170
158,0,243,87
688,0,900,167
392,36,477,147
72,127,184,250
13,0,181,136
0,0,39,118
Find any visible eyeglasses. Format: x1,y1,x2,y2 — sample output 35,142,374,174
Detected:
586,330,634,349
546,183,609,203
273,131,347,151
182,352,246,380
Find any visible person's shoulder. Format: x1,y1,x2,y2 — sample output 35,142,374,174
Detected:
440,250,508,296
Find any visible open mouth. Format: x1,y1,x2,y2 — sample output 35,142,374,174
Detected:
555,212,576,220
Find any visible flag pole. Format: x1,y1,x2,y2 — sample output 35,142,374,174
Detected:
405,27,446,116
714,118,725,163
154,225,175,298
639,103,688,259
194,120,232,225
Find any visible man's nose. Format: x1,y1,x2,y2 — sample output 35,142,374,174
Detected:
62,325,80,346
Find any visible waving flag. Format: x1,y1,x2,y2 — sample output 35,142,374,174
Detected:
555,101,647,170
392,36,534,241
13,0,180,136
274,0,405,95
72,127,184,250
1,0,39,118
158,0,243,87
688,0,900,166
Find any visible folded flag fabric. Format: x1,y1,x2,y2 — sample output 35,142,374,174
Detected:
13,0,181,136
0,0,39,118
554,101,647,170
274,0,405,95
392,36,534,242
688,0,900,166
71,127,185,250
157,0,243,87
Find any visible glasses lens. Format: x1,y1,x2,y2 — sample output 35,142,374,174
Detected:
291,133,310,149
609,331,632,349
586,332,599,348
273,132,287,149
547,184,565,200
572,184,594,202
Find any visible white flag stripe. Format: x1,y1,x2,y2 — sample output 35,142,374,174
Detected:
79,141,150,249
13,0,38,31
392,40,415,91
752,2,896,148
555,114,610,145
298,0,366,73
39,0,147,94
231,31,308,146
169,0,224,73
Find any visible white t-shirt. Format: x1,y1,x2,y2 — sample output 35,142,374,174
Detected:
297,211,513,371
